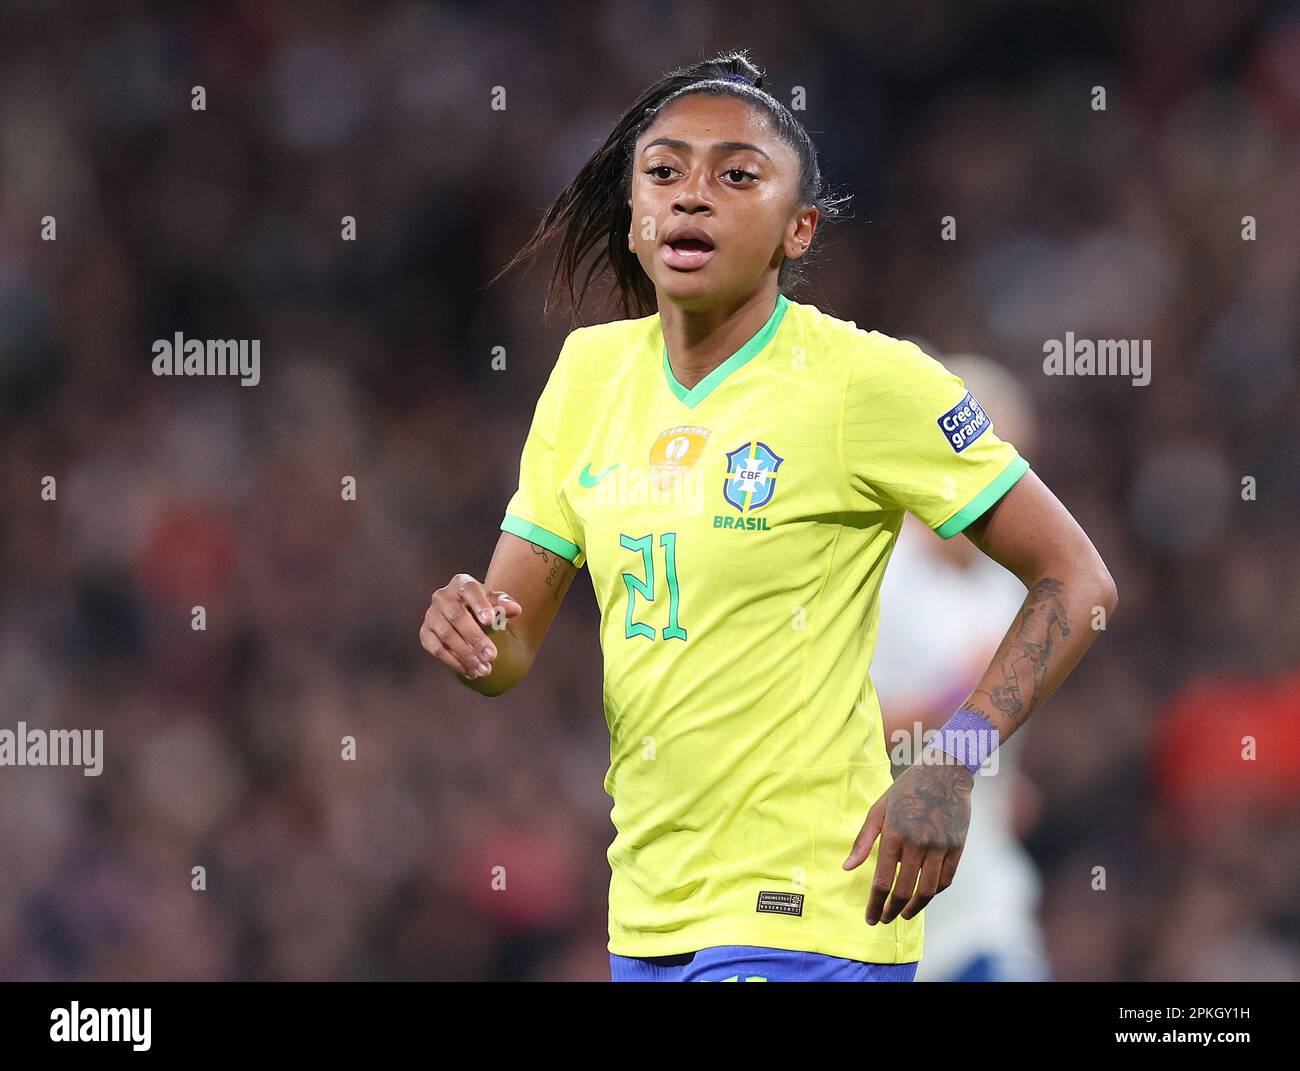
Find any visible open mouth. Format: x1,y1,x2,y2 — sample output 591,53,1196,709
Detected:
661,236,716,271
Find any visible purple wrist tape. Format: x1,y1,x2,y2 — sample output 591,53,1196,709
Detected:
923,709,1000,774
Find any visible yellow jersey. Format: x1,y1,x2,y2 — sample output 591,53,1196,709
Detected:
500,292,1029,963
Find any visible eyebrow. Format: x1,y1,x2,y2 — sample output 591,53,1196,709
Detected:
641,137,772,161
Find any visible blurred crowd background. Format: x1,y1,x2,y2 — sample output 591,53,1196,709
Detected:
1,0,1298,981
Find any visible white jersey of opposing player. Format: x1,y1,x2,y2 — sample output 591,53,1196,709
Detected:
871,516,1050,982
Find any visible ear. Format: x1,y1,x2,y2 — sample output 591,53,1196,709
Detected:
784,207,819,260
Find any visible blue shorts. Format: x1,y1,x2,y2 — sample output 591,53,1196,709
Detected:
610,945,919,982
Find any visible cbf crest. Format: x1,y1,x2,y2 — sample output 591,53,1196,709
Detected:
723,440,784,512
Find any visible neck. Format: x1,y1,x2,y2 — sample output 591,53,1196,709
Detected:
660,289,780,390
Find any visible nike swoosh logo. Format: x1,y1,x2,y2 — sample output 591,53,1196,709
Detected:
579,462,620,487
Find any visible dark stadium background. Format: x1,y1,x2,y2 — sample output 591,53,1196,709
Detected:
1,0,1297,981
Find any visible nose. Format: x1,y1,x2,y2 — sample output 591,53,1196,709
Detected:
672,165,714,215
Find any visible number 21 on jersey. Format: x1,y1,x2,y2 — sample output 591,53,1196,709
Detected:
620,532,687,641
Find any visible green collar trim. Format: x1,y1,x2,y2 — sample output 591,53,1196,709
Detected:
661,292,790,409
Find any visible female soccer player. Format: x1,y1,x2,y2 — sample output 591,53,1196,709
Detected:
419,52,1117,982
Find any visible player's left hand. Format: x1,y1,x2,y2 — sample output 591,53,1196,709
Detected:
842,763,974,925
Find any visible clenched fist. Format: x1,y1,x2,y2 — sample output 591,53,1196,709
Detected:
419,573,523,680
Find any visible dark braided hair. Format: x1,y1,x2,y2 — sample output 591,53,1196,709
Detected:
488,49,851,321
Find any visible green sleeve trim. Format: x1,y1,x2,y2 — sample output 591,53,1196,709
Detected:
500,513,583,563
935,455,1031,539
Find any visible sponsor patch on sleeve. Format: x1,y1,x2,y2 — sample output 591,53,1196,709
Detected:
936,391,991,453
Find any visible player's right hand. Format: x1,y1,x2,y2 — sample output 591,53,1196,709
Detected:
419,573,522,680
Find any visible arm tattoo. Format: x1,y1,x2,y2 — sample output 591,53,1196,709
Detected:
974,577,1070,726
529,542,567,601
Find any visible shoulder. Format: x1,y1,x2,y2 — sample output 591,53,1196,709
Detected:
553,311,659,385
781,298,869,351
783,301,939,379
847,328,957,398
839,327,970,432
782,301,959,409
856,326,942,373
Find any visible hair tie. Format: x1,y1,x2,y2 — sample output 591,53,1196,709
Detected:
720,73,751,85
